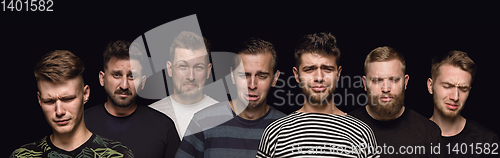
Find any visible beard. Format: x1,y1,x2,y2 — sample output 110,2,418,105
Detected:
433,91,463,119
366,90,405,118
301,84,336,106
174,81,204,99
108,88,136,107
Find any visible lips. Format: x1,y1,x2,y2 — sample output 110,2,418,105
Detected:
54,119,70,125
245,94,259,101
446,103,459,110
311,85,327,92
380,97,393,102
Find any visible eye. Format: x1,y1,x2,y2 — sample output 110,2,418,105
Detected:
128,75,135,80
113,73,121,78
442,84,452,89
43,100,55,104
459,87,470,92
258,75,268,79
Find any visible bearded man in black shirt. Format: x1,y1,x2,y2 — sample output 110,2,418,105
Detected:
349,46,442,158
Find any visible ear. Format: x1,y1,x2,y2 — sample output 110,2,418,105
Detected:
83,85,90,104
230,66,235,84
37,91,42,106
362,76,367,92
404,74,409,90
336,66,342,82
166,61,173,77
427,78,433,94
271,70,281,87
206,63,213,79
292,67,300,84
99,71,105,87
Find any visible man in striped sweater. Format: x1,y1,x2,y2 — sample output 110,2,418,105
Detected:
175,38,286,158
257,32,379,158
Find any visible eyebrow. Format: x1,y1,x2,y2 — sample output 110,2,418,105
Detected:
303,64,336,69
41,94,77,101
441,82,470,88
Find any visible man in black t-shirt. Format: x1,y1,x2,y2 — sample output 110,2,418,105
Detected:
349,46,442,158
11,50,133,158
427,50,499,158
85,41,180,158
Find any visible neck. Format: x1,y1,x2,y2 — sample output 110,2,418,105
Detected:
298,100,346,115
366,105,405,121
105,101,137,117
171,93,204,105
51,124,92,151
229,99,270,120
430,107,466,137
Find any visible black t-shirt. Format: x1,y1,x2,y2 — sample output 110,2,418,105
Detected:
439,119,500,158
85,104,180,158
10,134,133,158
349,107,442,158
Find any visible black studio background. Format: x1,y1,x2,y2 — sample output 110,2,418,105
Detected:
3,1,499,157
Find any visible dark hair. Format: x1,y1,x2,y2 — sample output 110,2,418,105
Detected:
431,50,476,83
233,38,278,72
34,50,85,82
294,32,341,67
103,40,145,71
364,46,406,74
169,31,211,62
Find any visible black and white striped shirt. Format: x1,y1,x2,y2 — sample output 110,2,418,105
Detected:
257,112,380,158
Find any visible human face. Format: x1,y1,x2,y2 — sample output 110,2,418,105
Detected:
99,57,145,107
363,59,409,117
427,65,471,118
37,78,89,135
231,53,279,109
293,53,341,106
167,48,212,99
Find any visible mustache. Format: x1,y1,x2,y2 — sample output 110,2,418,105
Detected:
115,89,132,95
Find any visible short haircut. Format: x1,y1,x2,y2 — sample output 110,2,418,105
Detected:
294,32,341,67
169,31,211,62
431,50,476,83
364,46,406,75
34,50,85,83
103,40,145,71
233,38,278,72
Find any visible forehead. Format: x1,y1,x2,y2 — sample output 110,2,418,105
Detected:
236,53,274,72
106,57,142,72
38,78,82,97
436,64,472,84
366,59,404,77
299,52,338,68
173,48,208,63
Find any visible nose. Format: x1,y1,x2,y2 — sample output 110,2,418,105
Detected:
55,100,66,117
187,68,195,81
120,77,130,90
248,76,257,90
449,87,459,101
381,79,391,93
314,69,324,83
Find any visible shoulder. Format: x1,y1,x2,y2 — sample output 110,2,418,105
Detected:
92,135,134,157
347,107,368,119
85,103,105,115
465,119,499,141
193,101,232,118
267,106,286,119
203,95,219,105
10,136,49,158
137,106,175,122
148,96,172,110
406,108,440,128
